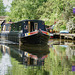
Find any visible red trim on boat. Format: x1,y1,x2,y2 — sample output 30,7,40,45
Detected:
25,30,49,37
42,31,47,35
30,31,38,35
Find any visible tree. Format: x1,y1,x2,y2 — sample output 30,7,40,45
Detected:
7,0,74,31
7,0,47,22
0,0,6,16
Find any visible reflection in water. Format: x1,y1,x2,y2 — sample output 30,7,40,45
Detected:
0,43,50,75
48,39,75,75
0,45,12,75
8,44,50,66
21,44,49,66
0,39,75,75
20,44,49,57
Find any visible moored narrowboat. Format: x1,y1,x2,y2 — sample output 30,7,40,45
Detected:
1,20,50,44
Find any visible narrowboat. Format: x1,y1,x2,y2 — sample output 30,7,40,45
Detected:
1,20,50,44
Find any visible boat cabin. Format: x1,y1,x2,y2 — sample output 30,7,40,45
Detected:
1,20,46,33
1,23,11,32
11,20,46,33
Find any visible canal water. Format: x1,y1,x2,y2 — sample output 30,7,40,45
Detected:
0,39,75,75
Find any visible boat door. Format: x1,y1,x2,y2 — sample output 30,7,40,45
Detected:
28,21,34,32
28,21,38,32
30,22,34,32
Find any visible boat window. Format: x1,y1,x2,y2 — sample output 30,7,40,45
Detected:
11,22,22,31
12,24,18,31
9,26,11,31
13,25,15,31
34,23,38,31
42,22,45,25
19,25,21,31
6,24,10,31
24,25,28,30
24,22,25,24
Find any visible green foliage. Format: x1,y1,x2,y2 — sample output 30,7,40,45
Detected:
0,0,6,16
54,20,66,31
7,0,47,22
73,17,75,23
60,25,66,30
7,0,74,30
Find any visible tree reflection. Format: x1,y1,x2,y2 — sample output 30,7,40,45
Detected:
44,45,75,75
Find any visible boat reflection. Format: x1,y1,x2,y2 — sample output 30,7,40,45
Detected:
23,51,48,66
20,44,49,57
0,44,50,67
20,44,49,66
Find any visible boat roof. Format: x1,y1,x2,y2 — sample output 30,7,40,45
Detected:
15,20,44,24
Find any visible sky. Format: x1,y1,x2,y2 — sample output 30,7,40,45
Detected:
3,0,12,11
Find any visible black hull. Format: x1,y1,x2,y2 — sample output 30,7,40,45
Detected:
1,31,49,44
21,32,49,44
1,32,19,43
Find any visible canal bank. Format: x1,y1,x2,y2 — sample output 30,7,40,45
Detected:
53,33,75,40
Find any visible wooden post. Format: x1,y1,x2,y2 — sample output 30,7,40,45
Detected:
60,34,61,45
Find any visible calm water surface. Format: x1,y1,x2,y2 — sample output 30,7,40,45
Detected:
0,39,75,75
